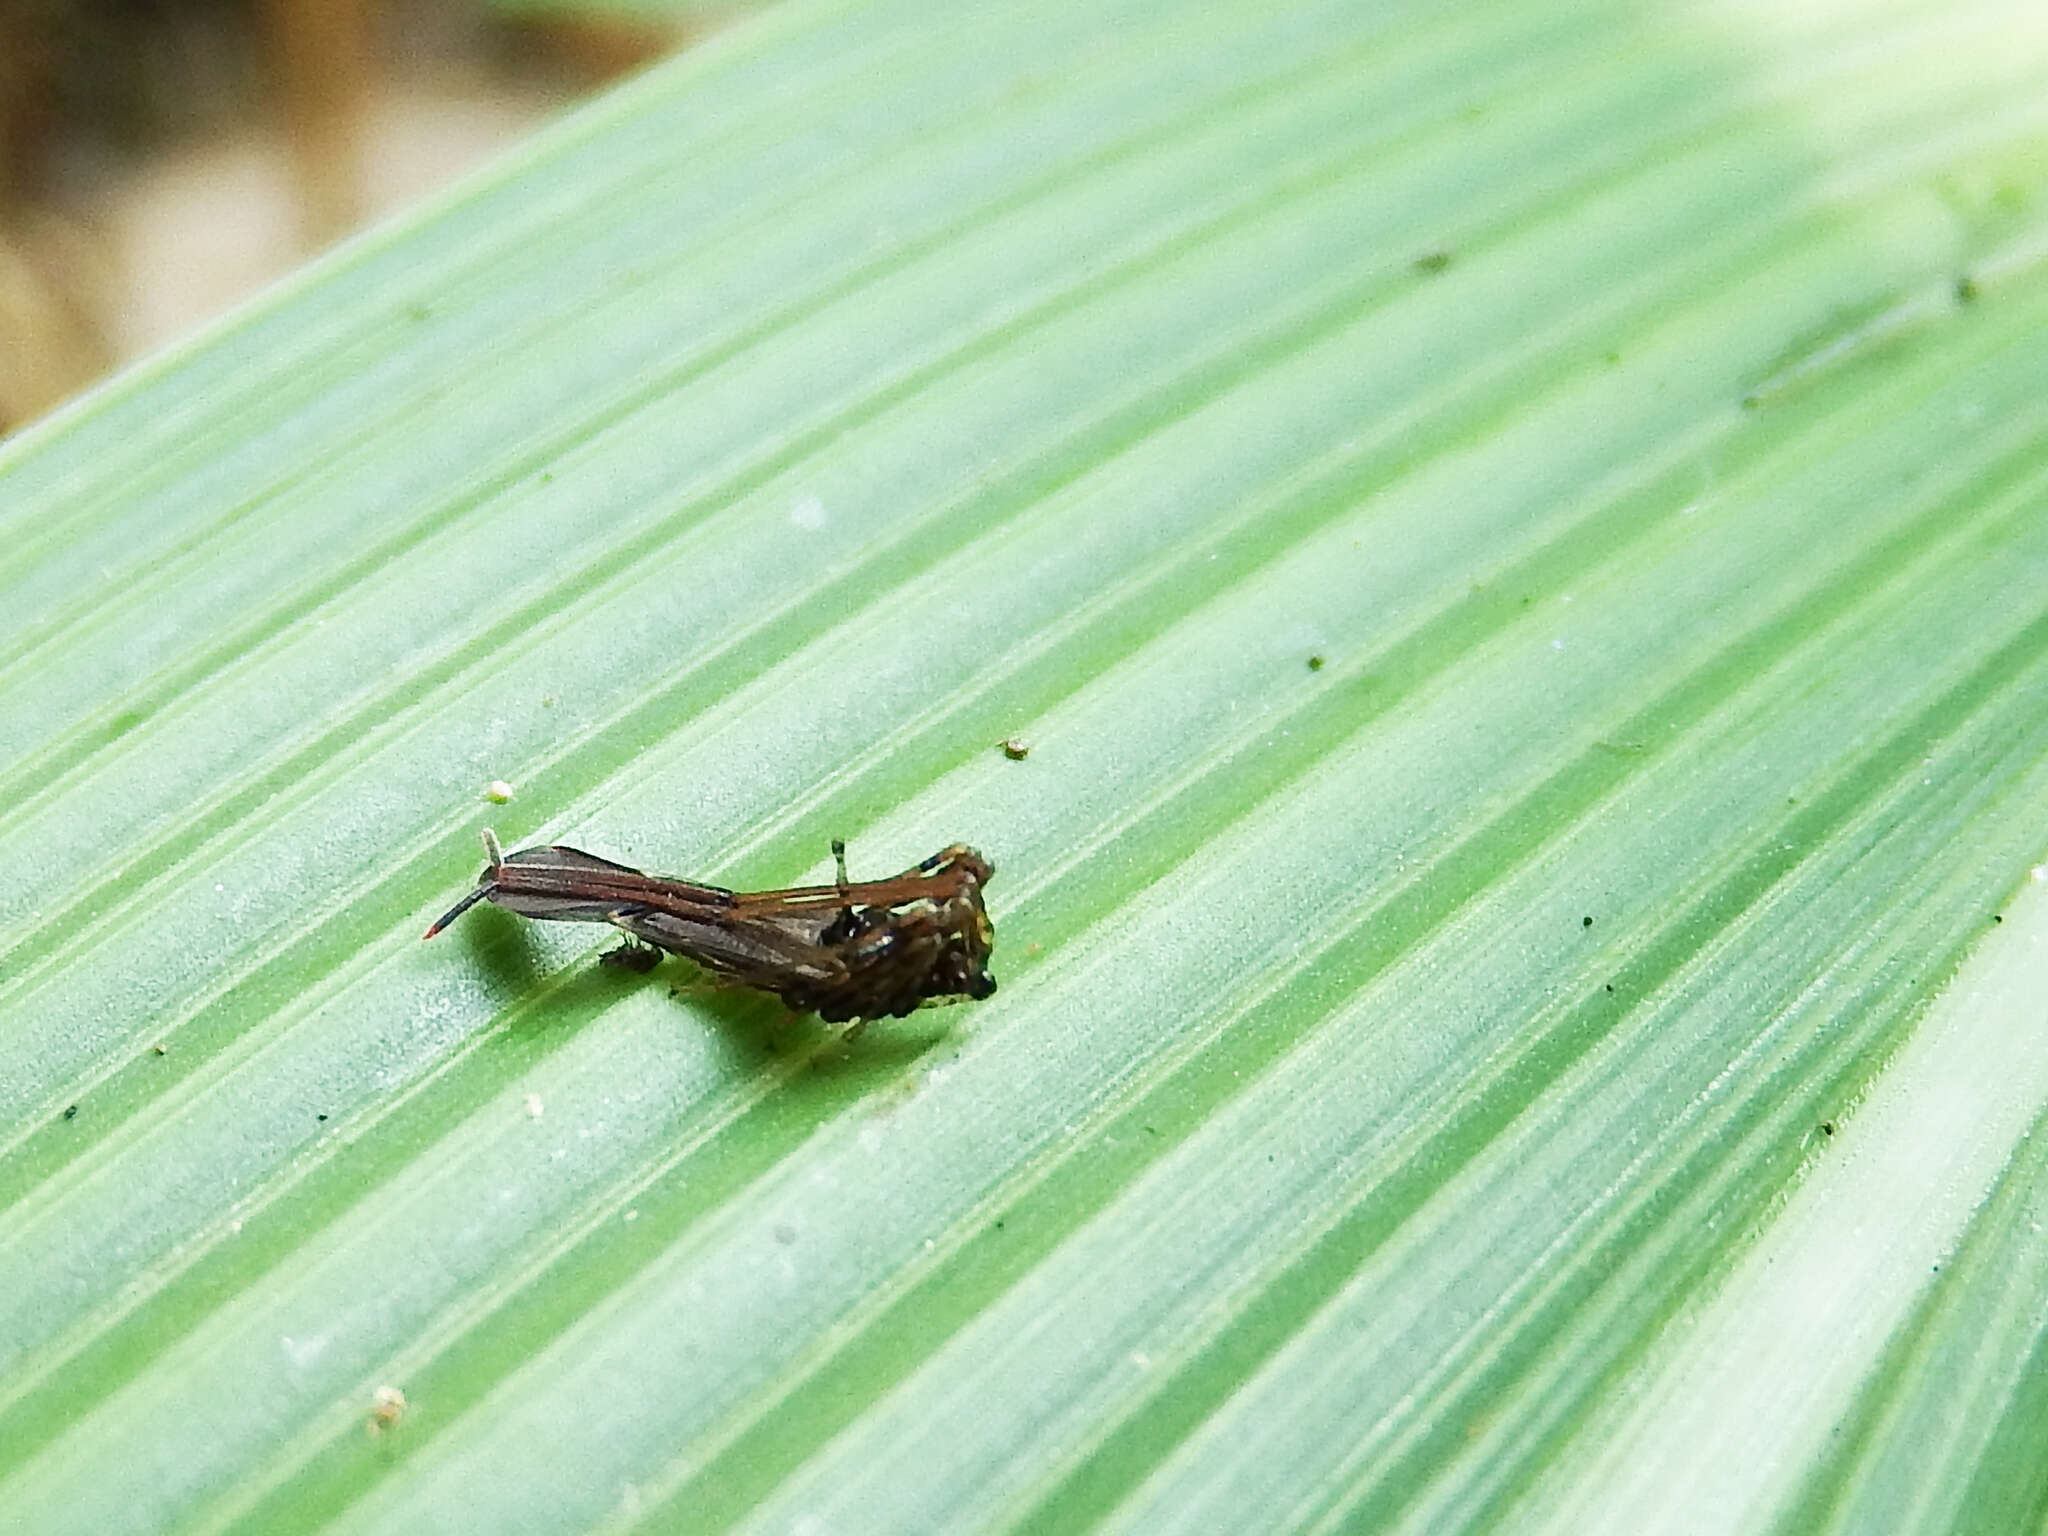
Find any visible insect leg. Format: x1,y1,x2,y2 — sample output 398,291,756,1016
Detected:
600,939,664,973
831,837,855,928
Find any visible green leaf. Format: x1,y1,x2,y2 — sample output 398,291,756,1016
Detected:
4,0,2048,1531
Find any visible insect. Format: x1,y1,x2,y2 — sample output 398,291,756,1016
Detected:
426,830,996,1027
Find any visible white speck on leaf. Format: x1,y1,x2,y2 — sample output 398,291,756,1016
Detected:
368,1384,407,1432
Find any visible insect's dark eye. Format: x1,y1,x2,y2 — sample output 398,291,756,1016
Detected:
967,971,997,1000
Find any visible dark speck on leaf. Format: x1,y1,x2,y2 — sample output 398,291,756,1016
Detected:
1955,274,1979,304
1412,250,1452,274
63,1104,78,1120
1001,737,1031,761
1307,654,1325,671
1582,915,1594,928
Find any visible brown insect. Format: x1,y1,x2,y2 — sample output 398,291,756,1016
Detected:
426,830,996,1026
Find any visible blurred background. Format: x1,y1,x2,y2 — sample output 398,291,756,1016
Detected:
0,0,731,435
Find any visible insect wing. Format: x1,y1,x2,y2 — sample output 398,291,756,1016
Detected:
609,903,843,989
490,845,734,924
502,843,646,877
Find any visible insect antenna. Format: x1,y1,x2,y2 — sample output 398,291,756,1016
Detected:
422,827,511,939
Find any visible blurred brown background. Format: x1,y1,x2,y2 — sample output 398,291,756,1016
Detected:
0,0,724,435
